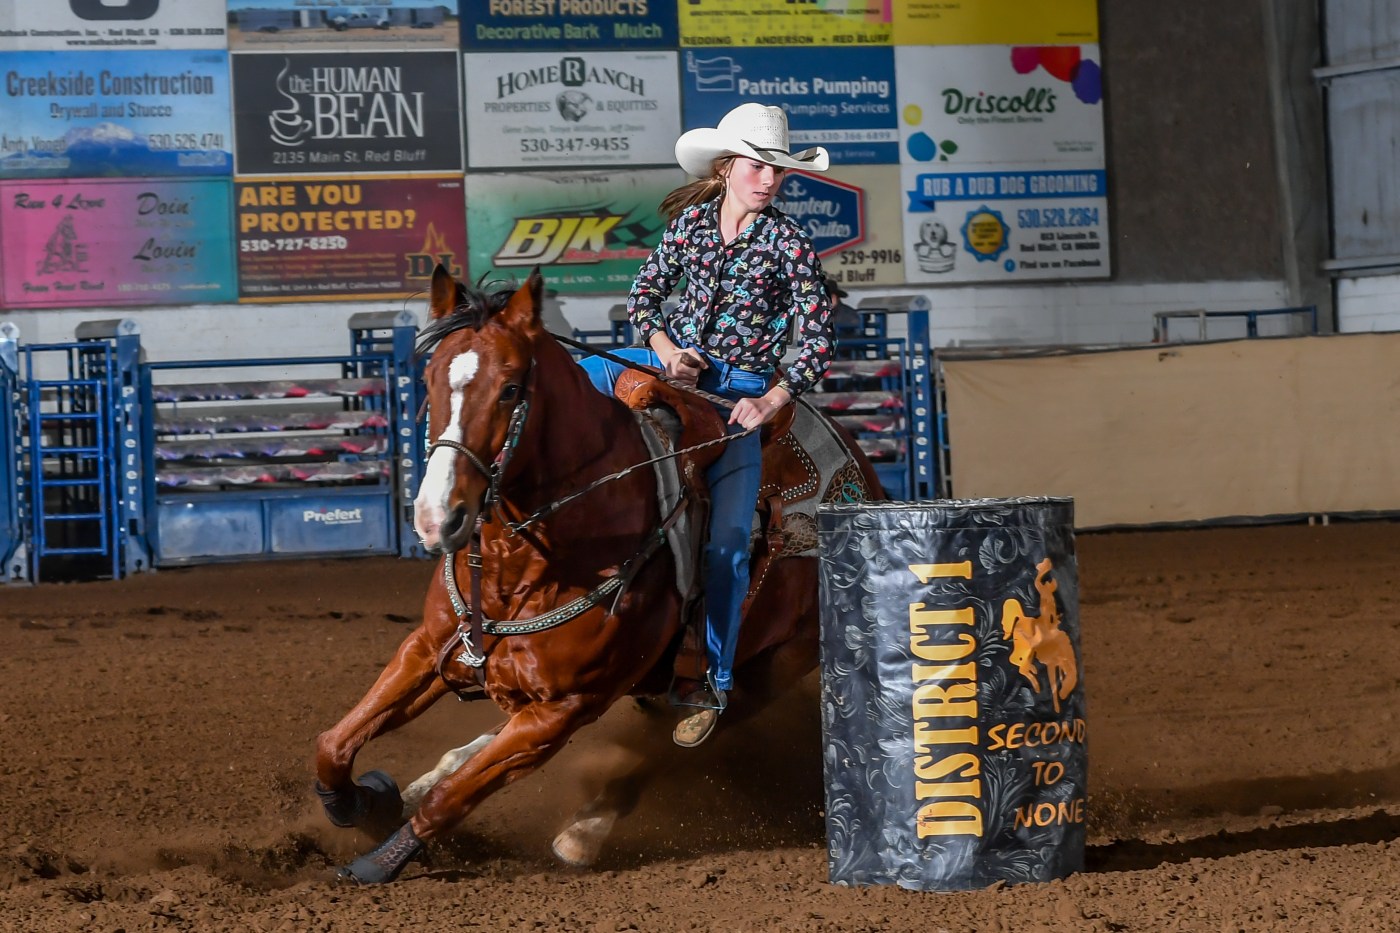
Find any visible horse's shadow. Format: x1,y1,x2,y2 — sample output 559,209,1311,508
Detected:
1088,763,1400,872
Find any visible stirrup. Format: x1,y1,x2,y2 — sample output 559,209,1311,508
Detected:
672,680,726,748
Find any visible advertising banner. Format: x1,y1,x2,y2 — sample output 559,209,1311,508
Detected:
459,0,678,51
818,498,1086,890
0,0,226,51
892,0,1098,46
0,178,236,308
464,51,681,169
234,175,467,301
786,165,905,288
232,51,463,176
0,50,232,179
900,164,1109,282
895,45,1104,167
895,45,1108,283
680,48,897,165
228,0,459,50
466,168,684,294
678,0,891,47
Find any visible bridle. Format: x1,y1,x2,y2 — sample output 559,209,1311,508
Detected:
424,360,533,523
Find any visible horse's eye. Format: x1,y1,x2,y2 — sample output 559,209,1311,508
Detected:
500,384,521,404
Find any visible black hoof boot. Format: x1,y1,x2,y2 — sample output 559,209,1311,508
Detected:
356,770,405,836
336,823,425,885
315,770,403,831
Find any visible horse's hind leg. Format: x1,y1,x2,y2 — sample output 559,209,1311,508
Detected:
315,626,452,832
549,628,820,868
551,763,646,867
400,725,504,815
551,706,669,866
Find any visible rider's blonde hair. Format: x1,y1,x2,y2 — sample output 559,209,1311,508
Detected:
659,156,738,222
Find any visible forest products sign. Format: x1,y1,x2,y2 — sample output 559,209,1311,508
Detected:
232,51,463,175
460,0,677,50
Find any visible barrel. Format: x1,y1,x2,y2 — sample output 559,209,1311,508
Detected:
816,497,1086,890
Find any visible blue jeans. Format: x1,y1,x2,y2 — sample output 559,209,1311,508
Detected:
578,348,767,692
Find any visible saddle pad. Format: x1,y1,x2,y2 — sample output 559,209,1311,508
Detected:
635,409,698,601
757,398,874,557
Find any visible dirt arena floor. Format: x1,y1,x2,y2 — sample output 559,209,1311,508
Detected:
2,521,1399,931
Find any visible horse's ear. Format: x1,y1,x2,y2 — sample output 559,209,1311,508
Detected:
500,267,545,332
428,263,460,319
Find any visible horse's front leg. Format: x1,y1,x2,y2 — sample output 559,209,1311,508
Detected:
314,624,452,833
338,694,605,884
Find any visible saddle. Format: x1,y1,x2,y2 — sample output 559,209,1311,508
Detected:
613,367,728,483
612,369,875,683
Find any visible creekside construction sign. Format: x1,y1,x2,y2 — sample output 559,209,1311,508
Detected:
0,50,232,179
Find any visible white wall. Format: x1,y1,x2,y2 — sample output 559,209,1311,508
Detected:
1,277,1293,378
1336,274,1400,333
1,299,420,383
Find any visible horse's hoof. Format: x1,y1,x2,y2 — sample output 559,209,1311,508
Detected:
336,823,425,885
315,770,403,831
315,780,362,829
551,813,617,868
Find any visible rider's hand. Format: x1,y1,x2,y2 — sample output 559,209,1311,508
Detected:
660,346,707,387
729,385,792,431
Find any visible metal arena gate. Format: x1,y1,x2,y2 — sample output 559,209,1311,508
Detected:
2,299,937,584
1,313,424,584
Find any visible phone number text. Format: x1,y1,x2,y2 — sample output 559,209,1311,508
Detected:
520,136,630,155
1016,207,1101,229
240,237,348,252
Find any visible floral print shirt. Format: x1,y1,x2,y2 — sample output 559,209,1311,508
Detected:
627,198,833,396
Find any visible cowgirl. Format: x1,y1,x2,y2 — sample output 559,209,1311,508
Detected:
580,103,835,747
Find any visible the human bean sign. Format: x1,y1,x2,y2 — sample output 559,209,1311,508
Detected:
231,50,464,175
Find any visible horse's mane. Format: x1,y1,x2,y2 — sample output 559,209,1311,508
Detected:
414,281,521,359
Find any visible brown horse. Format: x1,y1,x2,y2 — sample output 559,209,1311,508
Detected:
314,265,884,883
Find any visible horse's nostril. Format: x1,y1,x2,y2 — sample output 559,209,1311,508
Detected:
439,506,464,543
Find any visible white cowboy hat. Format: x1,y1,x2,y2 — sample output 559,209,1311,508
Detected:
674,103,830,177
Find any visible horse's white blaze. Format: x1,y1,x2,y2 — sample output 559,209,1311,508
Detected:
413,349,480,547
400,731,498,815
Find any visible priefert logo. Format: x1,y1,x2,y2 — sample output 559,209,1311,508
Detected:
304,507,363,525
